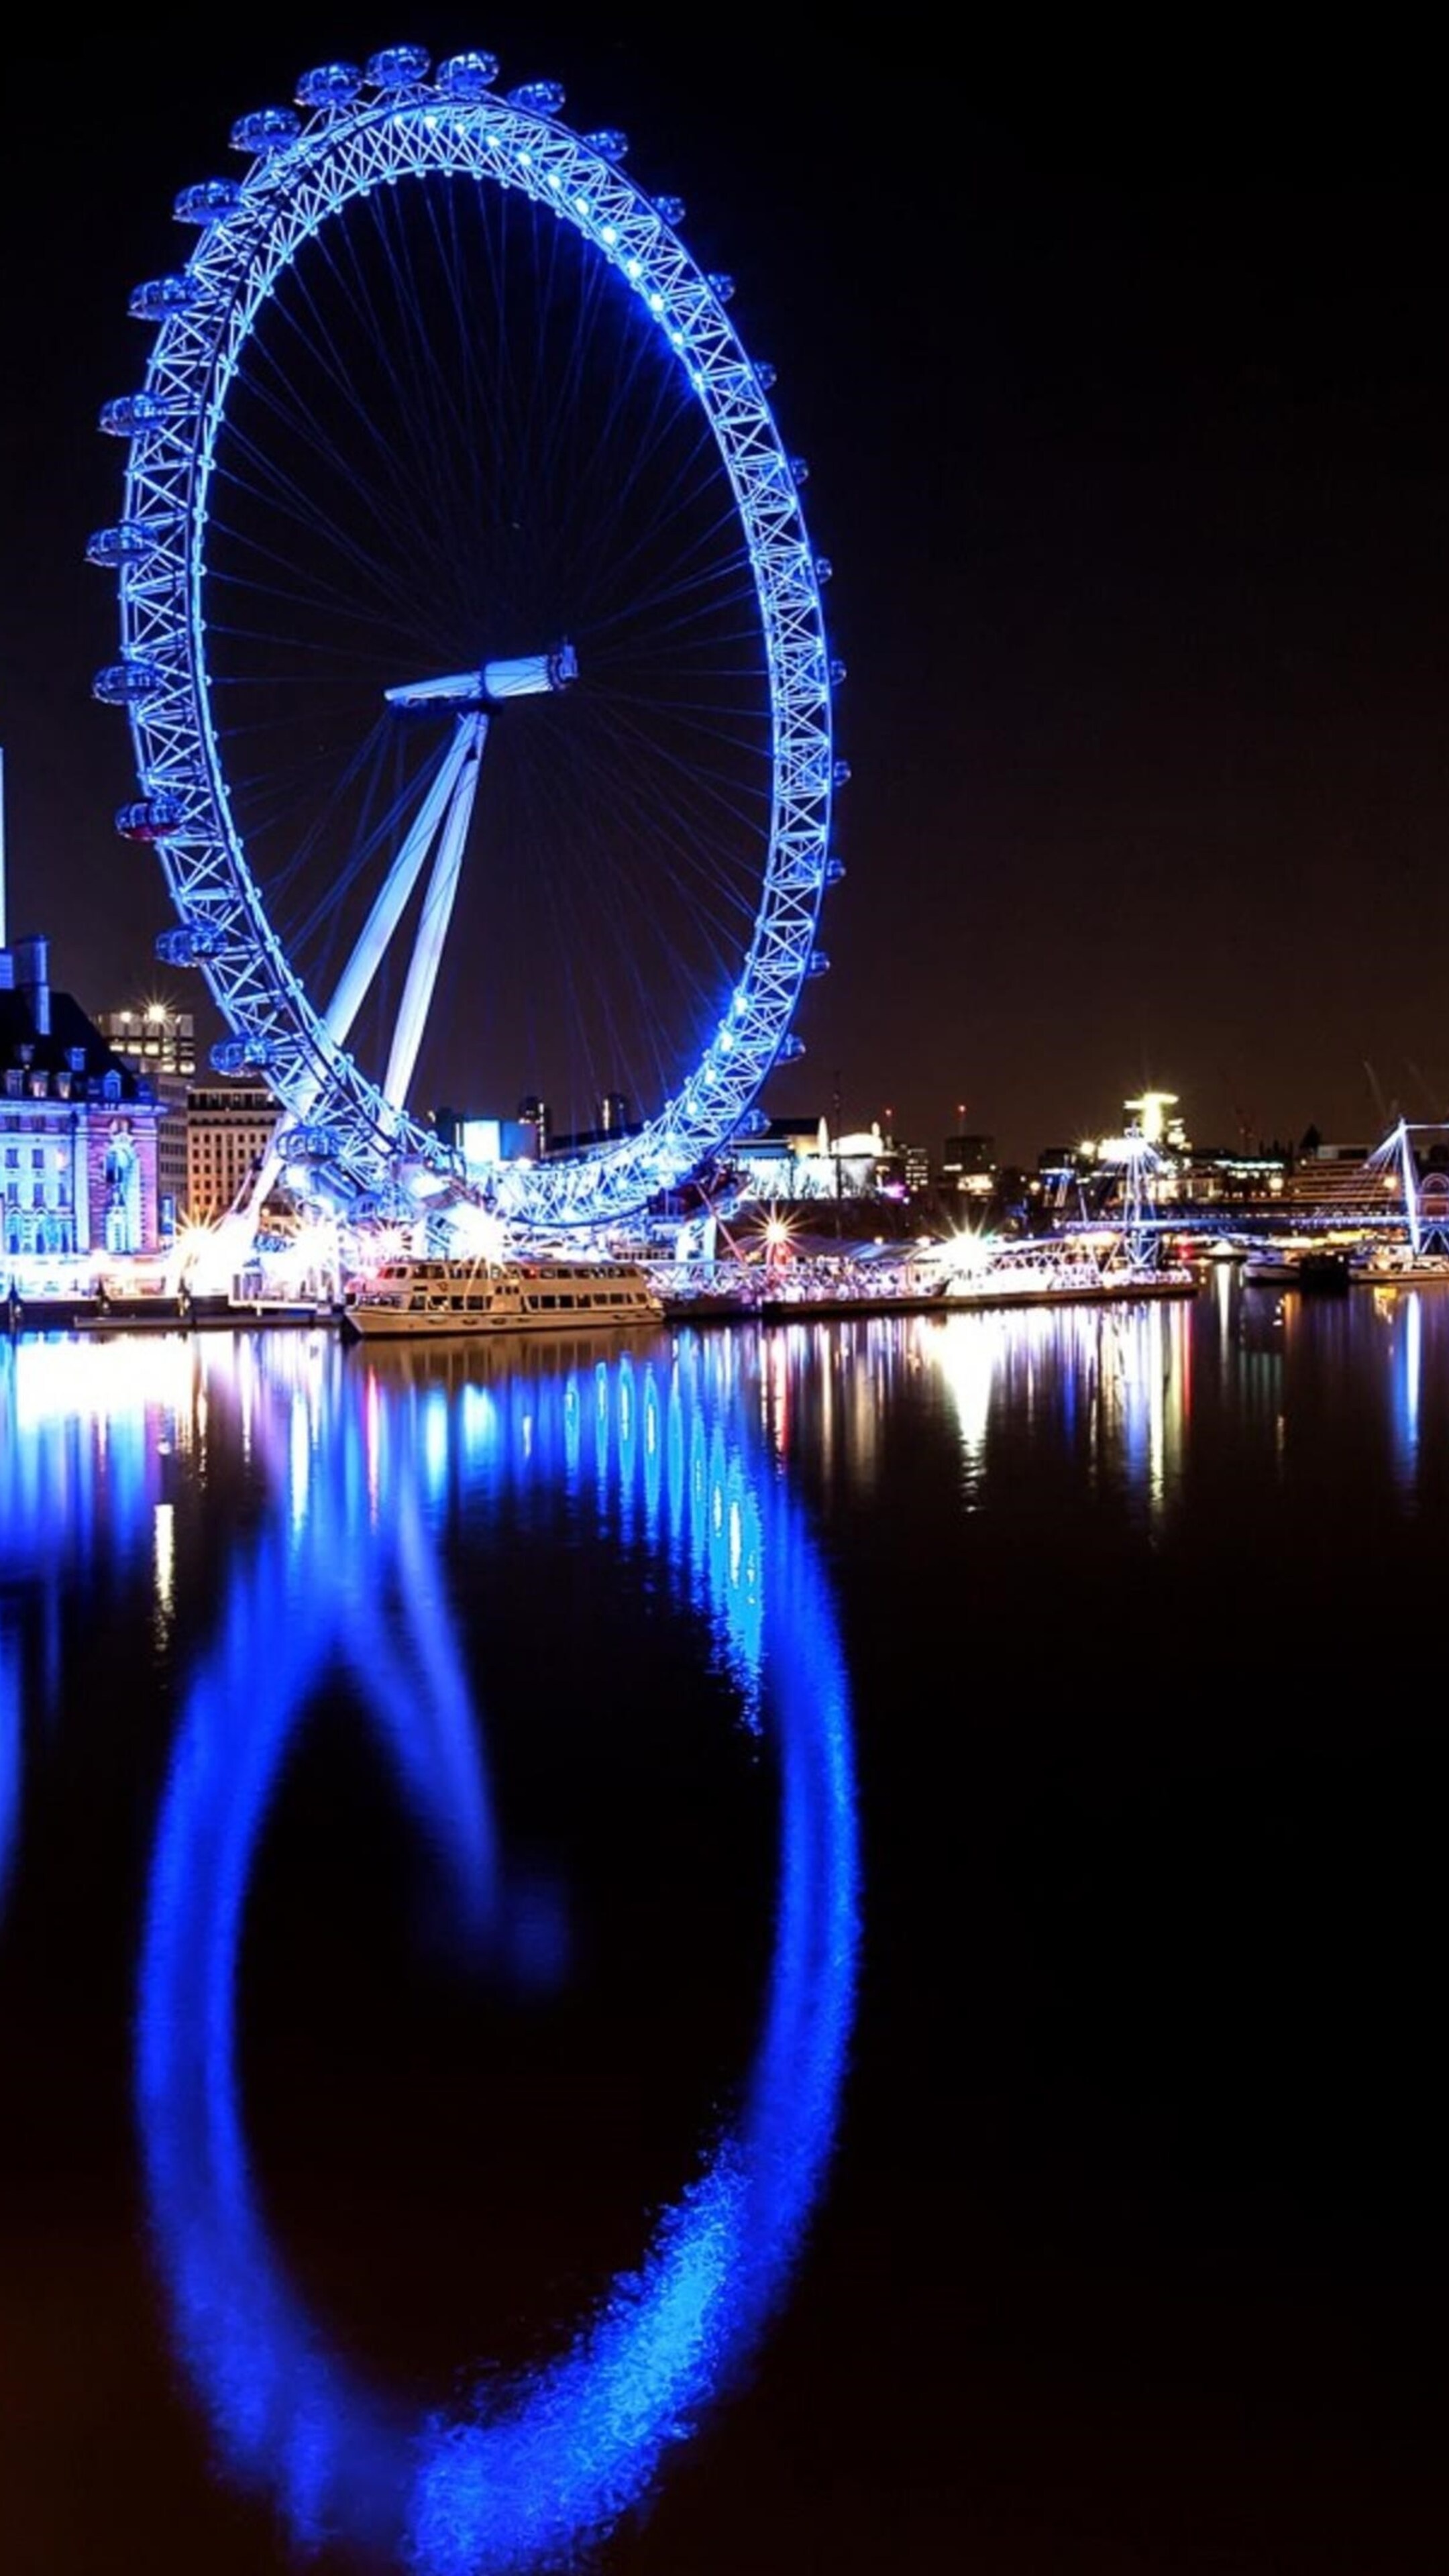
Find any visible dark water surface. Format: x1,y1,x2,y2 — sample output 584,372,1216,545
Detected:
2,1276,1447,2574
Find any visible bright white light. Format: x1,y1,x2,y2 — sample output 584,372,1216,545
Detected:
938,1230,997,1280
153,1503,175,1615
444,1206,509,1267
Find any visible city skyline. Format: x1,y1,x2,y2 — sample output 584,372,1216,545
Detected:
3,19,1448,1169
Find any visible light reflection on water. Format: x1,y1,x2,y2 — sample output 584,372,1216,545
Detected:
54,1327,858,2575
3,1282,1449,2571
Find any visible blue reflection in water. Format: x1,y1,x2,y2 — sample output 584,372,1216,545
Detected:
3,1335,198,1919
1391,1291,1421,1493
0,1616,18,1922
136,1336,859,2573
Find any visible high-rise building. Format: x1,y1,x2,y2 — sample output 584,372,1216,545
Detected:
182,1083,282,1222
941,1132,998,1199
97,1001,197,1079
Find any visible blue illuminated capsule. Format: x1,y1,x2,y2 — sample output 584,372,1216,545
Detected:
707,272,736,303
507,79,566,116
833,758,851,788
824,855,847,885
93,660,166,706
806,951,830,977
229,107,301,154
366,45,430,90
777,1033,806,1062
86,522,163,566
211,1034,276,1074
155,922,225,965
754,360,777,392
653,193,686,225
436,51,498,97
116,793,184,842
99,392,173,436
294,62,362,109
584,127,629,162
790,454,810,483
128,274,201,321
279,1122,340,1161
830,658,847,688
173,178,244,225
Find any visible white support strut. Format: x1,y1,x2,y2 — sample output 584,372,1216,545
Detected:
382,714,488,1114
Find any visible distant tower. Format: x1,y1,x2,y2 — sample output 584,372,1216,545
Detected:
518,1093,550,1157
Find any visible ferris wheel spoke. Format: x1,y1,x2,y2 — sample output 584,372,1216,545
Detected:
381,718,488,1117
323,714,483,1050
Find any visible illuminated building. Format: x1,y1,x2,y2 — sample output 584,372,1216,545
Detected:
97,1000,197,1079
182,1084,282,1223
941,1131,997,1200
731,1115,893,1203
1124,1089,1187,1150
0,932,161,1258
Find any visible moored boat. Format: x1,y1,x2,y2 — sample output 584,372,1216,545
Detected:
340,1253,664,1340
1241,1248,1304,1286
1349,1242,1449,1285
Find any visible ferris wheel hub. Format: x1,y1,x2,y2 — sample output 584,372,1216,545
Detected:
384,645,578,715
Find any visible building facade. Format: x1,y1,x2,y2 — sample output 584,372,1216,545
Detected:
182,1083,282,1222
0,934,162,1260
96,1002,197,1081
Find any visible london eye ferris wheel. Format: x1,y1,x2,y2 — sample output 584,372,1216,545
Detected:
90,41,845,1235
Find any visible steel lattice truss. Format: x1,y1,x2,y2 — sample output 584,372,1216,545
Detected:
92,44,839,1232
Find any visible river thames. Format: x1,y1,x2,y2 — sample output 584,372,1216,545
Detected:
2,1273,1446,2573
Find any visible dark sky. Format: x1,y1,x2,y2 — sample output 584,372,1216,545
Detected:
3,15,1448,1166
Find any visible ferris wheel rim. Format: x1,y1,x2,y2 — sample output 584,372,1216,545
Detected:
97,52,838,1230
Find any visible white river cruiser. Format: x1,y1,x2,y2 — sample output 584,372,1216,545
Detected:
340,1253,665,1341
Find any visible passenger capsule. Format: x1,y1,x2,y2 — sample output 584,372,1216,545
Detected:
279,1122,340,1162
115,793,184,842
155,922,225,965
584,127,629,162
653,193,687,225
366,45,430,89
507,80,566,116
753,361,777,393
294,62,362,109
707,272,737,303
87,522,164,566
92,659,166,706
815,556,833,583
824,855,847,885
229,106,301,154
833,759,852,788
790,454,810,484
436,50,498,96
806,951,830,977
830,659,847,688
99,392,173,437
777,1034,806,1062
210,1034,276,1074
128,274,201,322
173,178,244,226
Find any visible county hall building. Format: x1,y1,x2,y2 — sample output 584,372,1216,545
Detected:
0,932,163,1260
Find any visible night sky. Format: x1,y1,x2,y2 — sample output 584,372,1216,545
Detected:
3,16,1448,1167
